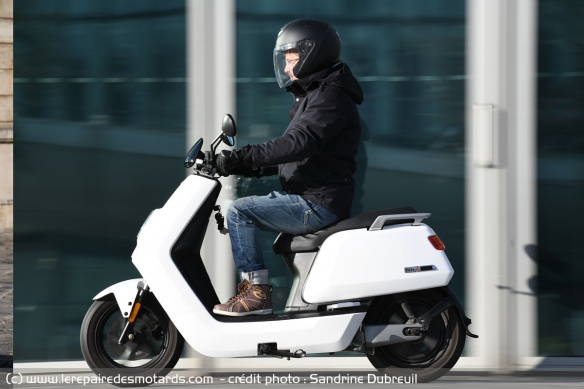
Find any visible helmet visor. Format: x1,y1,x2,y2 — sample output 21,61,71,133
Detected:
273,40,314,88
273,49,294,88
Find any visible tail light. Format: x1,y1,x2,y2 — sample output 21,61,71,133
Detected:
428,235,445,250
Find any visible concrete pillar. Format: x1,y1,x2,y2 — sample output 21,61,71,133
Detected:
187,0,236,303
185,0,236,362
466,0,538,370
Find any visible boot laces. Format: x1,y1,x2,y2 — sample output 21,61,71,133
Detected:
227,280,251,303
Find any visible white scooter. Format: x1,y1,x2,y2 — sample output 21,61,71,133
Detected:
80,114,477,385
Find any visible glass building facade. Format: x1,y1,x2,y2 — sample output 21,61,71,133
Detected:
15,0,188,360
536,0,584,356
13,0,584,364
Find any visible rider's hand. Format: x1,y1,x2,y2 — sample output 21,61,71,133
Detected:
216,148,255,176
215,150,232,176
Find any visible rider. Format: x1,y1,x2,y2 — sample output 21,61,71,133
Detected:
214,19,363,316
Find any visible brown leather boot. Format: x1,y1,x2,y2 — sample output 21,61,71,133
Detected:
213,283,272,317
213,280,250,311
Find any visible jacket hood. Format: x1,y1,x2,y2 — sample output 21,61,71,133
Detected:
288,62,364,105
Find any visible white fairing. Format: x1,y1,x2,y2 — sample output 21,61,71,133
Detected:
128,174,365,357
303,224,453,303
93,279,145,318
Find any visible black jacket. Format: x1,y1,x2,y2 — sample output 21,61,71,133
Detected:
245,63,363,220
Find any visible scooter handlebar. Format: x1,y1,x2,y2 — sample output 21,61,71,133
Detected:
194,151,219,176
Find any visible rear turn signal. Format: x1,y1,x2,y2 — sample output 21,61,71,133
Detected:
428,235,445,250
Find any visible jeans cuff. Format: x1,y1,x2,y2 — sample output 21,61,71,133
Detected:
241,269,269,285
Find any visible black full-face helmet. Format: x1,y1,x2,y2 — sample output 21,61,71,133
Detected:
273,19,341,88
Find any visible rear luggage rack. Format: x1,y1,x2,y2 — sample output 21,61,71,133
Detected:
369,213,431,231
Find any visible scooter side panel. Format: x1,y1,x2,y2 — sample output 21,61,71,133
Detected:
131,175,217,317
303,224,454,303
171,310,366,357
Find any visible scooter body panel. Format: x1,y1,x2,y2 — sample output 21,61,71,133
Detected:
128,174,367,357
171,310,366,357
131,174,218,317
303,224,454,303
93,278,145,318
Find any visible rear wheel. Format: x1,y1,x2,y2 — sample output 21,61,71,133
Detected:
364,288,466,382
80,295,184,387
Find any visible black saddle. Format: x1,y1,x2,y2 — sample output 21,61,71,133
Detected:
272,206,419,254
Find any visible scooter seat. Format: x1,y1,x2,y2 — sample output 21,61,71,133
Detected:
273,206,418,254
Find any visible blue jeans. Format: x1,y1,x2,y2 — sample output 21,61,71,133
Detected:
226,191,339,277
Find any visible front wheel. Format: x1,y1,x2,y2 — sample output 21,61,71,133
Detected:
80,295,184,387
364,288,466,383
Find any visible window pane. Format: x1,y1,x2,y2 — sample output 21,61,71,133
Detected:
14,1,187,360
537,0,584,356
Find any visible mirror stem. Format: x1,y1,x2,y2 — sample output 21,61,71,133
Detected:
209,133,224,160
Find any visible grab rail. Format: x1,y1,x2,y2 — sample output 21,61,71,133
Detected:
369,213,431,231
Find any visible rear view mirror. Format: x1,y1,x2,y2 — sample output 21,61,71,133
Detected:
222,114,237,137
223,135,235,147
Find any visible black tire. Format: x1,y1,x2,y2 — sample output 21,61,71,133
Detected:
80,295,184,387
364,288,466,383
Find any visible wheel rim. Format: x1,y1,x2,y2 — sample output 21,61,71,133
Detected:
376,300,450,367
95,302,171,369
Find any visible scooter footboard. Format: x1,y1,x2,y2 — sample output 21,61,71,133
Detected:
93,278,145,319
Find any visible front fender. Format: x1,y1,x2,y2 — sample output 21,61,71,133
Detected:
93,278,146,319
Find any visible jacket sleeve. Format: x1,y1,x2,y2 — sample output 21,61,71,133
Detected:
258,166,278,177
247,86,351,168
